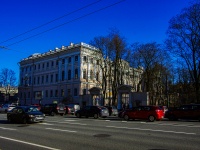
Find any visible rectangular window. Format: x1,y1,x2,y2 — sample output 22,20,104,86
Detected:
41,76,44,84
51,61,54,67
56,74,58,82
83,69,86,79
51,74,53,83
55,90,58,97
68,57,71,63
61,89,64,97
50,90,53,97
75,56,78,61
74,88,78,96
67,89,71,95
37,77,40,84
47,62,49,68
46,90,48,97
62,59,65,64
83,89,86,95
46,75,48,83
83,56,87,62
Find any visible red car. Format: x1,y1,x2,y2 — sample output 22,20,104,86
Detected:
122,106,164,122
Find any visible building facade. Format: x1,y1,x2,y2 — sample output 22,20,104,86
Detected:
18,42,143,107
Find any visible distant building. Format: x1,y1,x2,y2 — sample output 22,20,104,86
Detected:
18,42,143,106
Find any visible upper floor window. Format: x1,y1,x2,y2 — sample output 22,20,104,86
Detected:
51,74,53,83
62,71,65,81
75,56,78,61
46,75,49,83
90,58,93,64
83,56,87,62
75,69,78,79
83,89,86,95
56,74,58,82
47,62,49,68
38,64,40,70
68,70,71,80
90,70,94,80
74,88,78,96
62,59,65,64
51,61,54,67
68,57,71,63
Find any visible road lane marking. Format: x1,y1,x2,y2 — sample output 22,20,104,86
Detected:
0,136,60,150
106,126,196,135
46,128,77,133
0,127,17,131
59,122,87,125
39,123,54,125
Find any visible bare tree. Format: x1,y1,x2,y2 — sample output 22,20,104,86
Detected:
0,68,17,100
166,1,200,103
131,42,171,105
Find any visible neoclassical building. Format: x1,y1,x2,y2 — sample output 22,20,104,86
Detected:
18,42,143,107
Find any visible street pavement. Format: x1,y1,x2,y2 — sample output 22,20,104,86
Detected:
0,113,200,150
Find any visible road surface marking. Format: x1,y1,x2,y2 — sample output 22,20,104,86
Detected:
59,122,87,125
0,127,17,131
46,128,77,133
106,126,196,135
0,136,60,150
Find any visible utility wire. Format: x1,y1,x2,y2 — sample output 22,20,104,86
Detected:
0,0,102,45
5,0,125,48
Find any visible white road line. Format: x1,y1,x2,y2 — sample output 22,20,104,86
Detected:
39,123,54,126
59,122,87,125
0,127,17,131
106,126,196,135
0,136,60,150
46,128,77,133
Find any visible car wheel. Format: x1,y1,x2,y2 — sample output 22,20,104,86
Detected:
76,113,81,118
7,116,12,123
22,118,27,124
94,113,99,119
124,115,129,121
148,115,155,122
50,112,55,116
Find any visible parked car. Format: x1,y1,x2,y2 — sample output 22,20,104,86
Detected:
165,104,200,121
159,105,168,115
7,105,17,112
75,106,109,119
41,103,66,116
7,106,45,124
65,104,80,115
104,106,118,116
121,106,164,122
0,104,10,113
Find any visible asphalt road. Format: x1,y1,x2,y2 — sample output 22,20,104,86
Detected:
0,113,200,150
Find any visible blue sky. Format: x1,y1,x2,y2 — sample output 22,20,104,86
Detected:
0,0,192,82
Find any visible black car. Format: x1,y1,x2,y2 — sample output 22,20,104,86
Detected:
7,106,45,124
41,103,66,116
75,106,109,119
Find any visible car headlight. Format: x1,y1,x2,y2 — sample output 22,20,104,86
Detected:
29,115,34,117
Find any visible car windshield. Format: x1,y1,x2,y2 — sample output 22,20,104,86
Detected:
25,107,39,112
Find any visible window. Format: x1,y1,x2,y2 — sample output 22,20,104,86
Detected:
74,88,78,96
68,70,71,80
68,57,71,63
56,60,58,66
51,74,53,83
46,90,48,97
42,63,45,68
62,59,65,64
83,89,86,95
90,58,93,64
75,69,78,79
62,71,65,81
51,61,54,67
61,89,64,97
75,56,78,61
38,64,40,70
67,89,71,95
83,56,87,62
83,69,86,79
47,62,49,68
34,65,36,70
29,77,31,85
96,60,99,65
96,72,99,81
33,77,36,85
